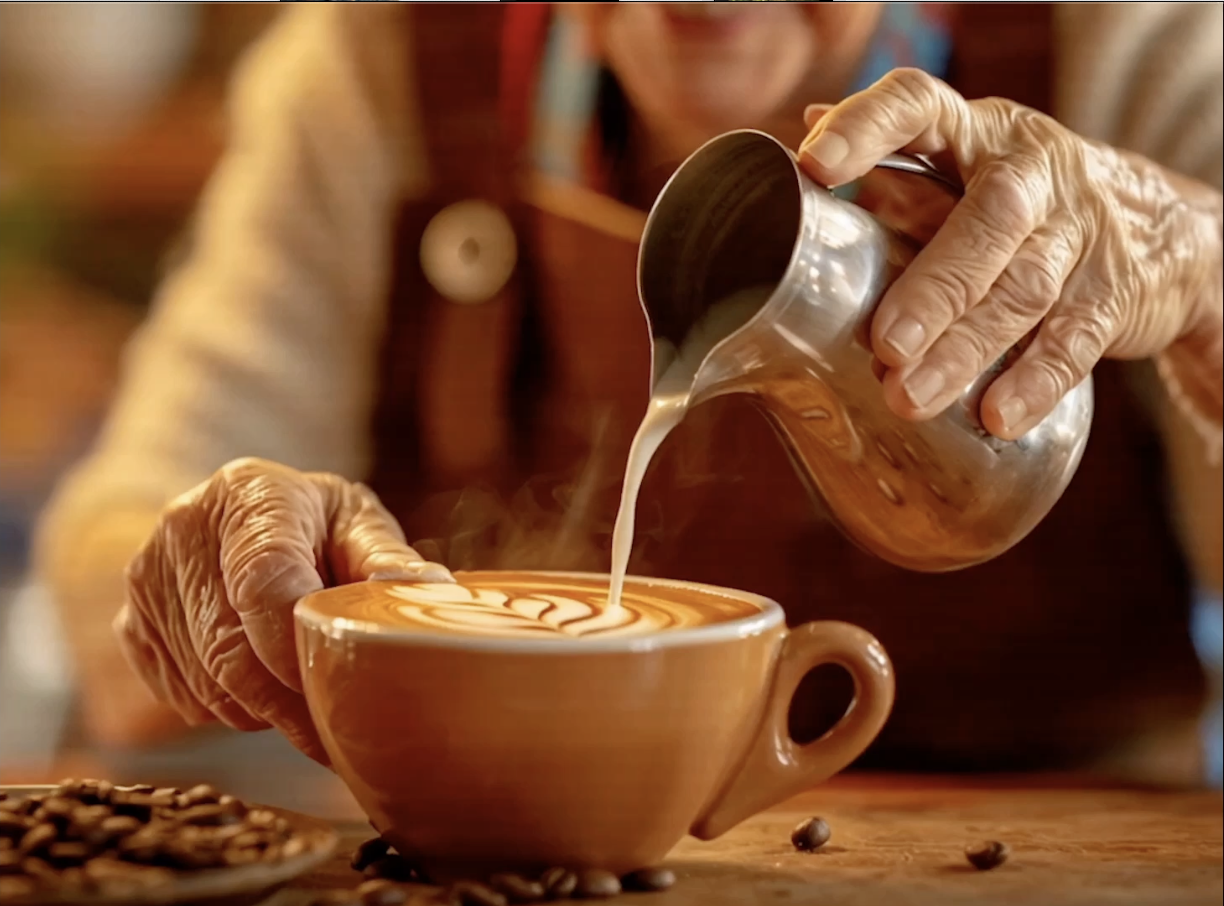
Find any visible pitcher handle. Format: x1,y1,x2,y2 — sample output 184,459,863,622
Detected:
875,152,963,195
690,621,895,840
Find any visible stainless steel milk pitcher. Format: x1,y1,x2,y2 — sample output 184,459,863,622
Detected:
637,130,1094,572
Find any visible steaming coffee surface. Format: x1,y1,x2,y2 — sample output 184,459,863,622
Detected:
310,573,763,640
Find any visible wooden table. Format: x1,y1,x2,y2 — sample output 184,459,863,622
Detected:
6,760,1219,905
285,775,1222,906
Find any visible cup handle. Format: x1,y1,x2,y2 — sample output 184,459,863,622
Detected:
690,620,895,840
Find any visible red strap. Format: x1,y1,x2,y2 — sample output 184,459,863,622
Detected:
500,2,552,165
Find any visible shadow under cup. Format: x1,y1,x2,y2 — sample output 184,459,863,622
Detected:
294,571,894,879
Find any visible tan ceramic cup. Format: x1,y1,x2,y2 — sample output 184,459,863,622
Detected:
295,571,894,878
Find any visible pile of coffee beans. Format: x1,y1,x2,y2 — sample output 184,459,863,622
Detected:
0,779,315,900
307,838,678,905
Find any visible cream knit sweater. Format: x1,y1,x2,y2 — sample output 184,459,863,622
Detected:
35,1,1224,629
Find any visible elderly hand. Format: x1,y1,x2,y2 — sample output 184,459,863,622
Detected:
800,68,1223,440
115,457,452,762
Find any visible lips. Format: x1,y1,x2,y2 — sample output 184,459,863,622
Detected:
659,2,756,39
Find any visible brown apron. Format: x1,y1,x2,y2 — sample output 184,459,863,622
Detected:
368,4,1203,771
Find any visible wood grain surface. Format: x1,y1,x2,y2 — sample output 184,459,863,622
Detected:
285,776,1223,906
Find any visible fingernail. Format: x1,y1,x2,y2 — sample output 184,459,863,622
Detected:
369,561,454,583
997,395,1029,433
884,317,926,359
802,131,850,170
418,562,455,583
904,367,946,409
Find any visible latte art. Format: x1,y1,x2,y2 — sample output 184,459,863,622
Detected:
386,583,664,639
311,573,764,640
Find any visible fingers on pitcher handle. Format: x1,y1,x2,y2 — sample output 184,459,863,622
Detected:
691,621,895,840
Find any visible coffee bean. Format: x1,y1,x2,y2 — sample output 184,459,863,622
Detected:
179,784,220,807
35,797,77,827
149,788,179,809
229,829,271,850
350,836,391,871
490,872,546,903
83,779,116,804
112,792,155,821
0,849,22,876
448,880,508,906
118,831,165,863
363,854,418,882
790,817,831,852
246,808,279,829
574,869,620,899
176,803,233,827
965,840,1010,871
21,855,57,881
163,839,228,870
622,866,676,892
18,823,56,856
357,878,409,905
539,867,577,900
0,876,36,898
46,841,93,866
222,846,263,867
69,803,113,833
90,814,142,847
0,814,32,839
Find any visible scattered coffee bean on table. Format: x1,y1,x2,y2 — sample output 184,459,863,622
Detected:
357,877,410,905
965,840,1010,871
0,777,316,898
621,867,676,892
790,816,832,852
352,835,393,871
364,852,421,882
574,868,621,899
490,872,547,903
540,866,578,899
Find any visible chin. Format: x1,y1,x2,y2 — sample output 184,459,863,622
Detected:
667,87,787,139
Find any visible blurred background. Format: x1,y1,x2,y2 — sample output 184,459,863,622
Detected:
0,2,341,806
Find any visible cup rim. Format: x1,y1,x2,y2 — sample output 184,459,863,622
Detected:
293,571,784,654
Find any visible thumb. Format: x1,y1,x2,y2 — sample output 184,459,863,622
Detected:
327,480,454,584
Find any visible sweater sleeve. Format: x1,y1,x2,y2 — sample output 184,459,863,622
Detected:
35,2,427,569
1053,1,1223,593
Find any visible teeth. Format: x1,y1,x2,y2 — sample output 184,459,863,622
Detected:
664,3,743,20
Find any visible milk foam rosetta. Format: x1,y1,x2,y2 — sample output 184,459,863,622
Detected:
364,575,762,640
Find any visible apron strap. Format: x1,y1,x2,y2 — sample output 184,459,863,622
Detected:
391,4,546,487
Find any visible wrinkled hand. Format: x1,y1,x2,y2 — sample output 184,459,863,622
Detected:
116,457,452,762
800,68,1222,439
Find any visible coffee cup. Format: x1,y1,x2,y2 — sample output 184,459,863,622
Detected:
295,570,894,878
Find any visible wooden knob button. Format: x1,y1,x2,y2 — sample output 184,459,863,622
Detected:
419,200,517,305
